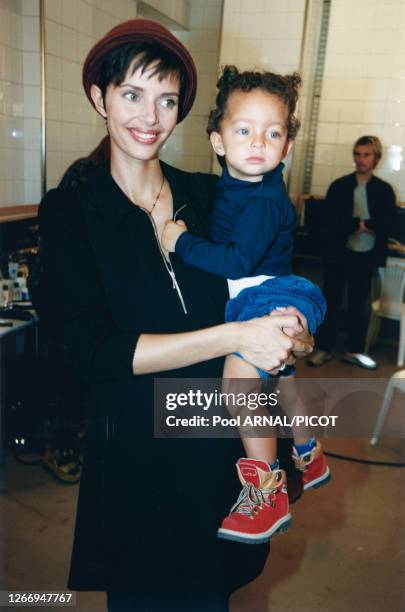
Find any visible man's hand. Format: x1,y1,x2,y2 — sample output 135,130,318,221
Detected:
162,219,187,252
356,220,374,234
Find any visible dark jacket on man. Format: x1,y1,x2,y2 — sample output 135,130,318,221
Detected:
320,172,397,266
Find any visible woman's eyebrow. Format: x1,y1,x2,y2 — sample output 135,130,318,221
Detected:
119,83,143,90
119,83,179,96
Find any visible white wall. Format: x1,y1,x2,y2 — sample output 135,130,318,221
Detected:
0,0,42,207
44,0,138,189
217,0,307,176
220,0,306,73
5,1,405,203
312,0,405,200
138,0,190,28
1,0,221,199
218,0,405,202
161,0,223,173
287,0,323,199
45,0,222,187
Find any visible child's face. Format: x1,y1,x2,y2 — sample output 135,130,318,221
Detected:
210,88,292,182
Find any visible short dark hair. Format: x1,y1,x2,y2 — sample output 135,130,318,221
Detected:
353,135,382,164
97,42,187,102
207,65,302,140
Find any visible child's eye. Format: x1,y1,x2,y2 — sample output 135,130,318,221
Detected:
160,97,178,109
124,91,140,102
237,128,249,135
269,130,281,139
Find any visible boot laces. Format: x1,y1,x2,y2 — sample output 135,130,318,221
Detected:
230,482,276,516
294,452,313,472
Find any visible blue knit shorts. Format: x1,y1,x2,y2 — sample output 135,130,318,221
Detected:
225,274,327,381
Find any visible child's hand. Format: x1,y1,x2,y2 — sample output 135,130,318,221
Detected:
162,219,187,252
269,306,304,336
269,306,314,356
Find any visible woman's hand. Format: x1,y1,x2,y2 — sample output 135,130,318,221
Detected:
133,313,313,376
162,219,187,252
237,313,313,374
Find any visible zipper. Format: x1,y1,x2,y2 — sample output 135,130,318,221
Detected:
140,206,188,315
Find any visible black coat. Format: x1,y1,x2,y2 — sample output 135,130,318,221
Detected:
320,172,397,266
39,161,269,599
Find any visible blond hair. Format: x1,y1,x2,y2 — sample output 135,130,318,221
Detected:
353,135,382,165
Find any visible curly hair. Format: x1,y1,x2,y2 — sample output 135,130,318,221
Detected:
207,65,302,141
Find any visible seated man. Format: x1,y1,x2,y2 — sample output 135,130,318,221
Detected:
308,135,397,369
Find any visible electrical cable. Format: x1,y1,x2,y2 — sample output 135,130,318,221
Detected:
325,450,405,468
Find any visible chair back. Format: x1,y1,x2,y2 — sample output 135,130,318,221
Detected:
378,259,405,319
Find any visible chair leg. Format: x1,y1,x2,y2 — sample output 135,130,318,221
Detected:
398,315,405,367
370,379,395,446
365,311,381,353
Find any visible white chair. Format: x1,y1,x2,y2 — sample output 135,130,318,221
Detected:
370,369,405,445
365,258,405,366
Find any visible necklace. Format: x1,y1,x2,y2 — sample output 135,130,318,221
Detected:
148,175,165,215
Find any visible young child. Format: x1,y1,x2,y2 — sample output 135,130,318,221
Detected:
162,66,330,544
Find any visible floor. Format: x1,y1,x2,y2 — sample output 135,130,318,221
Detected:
1,342,404,611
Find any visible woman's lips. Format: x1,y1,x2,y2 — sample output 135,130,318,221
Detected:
128,128,160,144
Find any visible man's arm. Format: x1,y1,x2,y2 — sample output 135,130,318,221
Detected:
365,183,397,236
320,178,358,259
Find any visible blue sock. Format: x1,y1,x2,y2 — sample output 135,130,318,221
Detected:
295,437,317,456
269,459,279,471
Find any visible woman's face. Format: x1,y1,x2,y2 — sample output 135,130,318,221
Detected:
92,61,180,163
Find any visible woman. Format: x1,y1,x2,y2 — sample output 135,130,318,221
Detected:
39,19,312,611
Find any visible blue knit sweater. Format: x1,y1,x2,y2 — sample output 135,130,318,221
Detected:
175,163,296,280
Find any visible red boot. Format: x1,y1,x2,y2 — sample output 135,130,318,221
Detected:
218,458,291,544
292,441,331,491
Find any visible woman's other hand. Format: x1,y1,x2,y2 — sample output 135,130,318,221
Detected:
237,313,313,374
162,219,187,252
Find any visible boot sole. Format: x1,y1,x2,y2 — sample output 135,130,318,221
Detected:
303,467,331,491
217,514,292,545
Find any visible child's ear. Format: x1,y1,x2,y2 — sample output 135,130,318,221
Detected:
210,131,225,157
282,139,293,159
90,84,108,119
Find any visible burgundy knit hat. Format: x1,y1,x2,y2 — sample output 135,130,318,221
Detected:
82,19,197,123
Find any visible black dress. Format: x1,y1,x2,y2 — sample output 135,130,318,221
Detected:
39,161,269,609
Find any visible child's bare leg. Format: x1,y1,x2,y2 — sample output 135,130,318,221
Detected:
269,308,314,444
223,354,277,465
276,374,312,444
219,357,292,545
